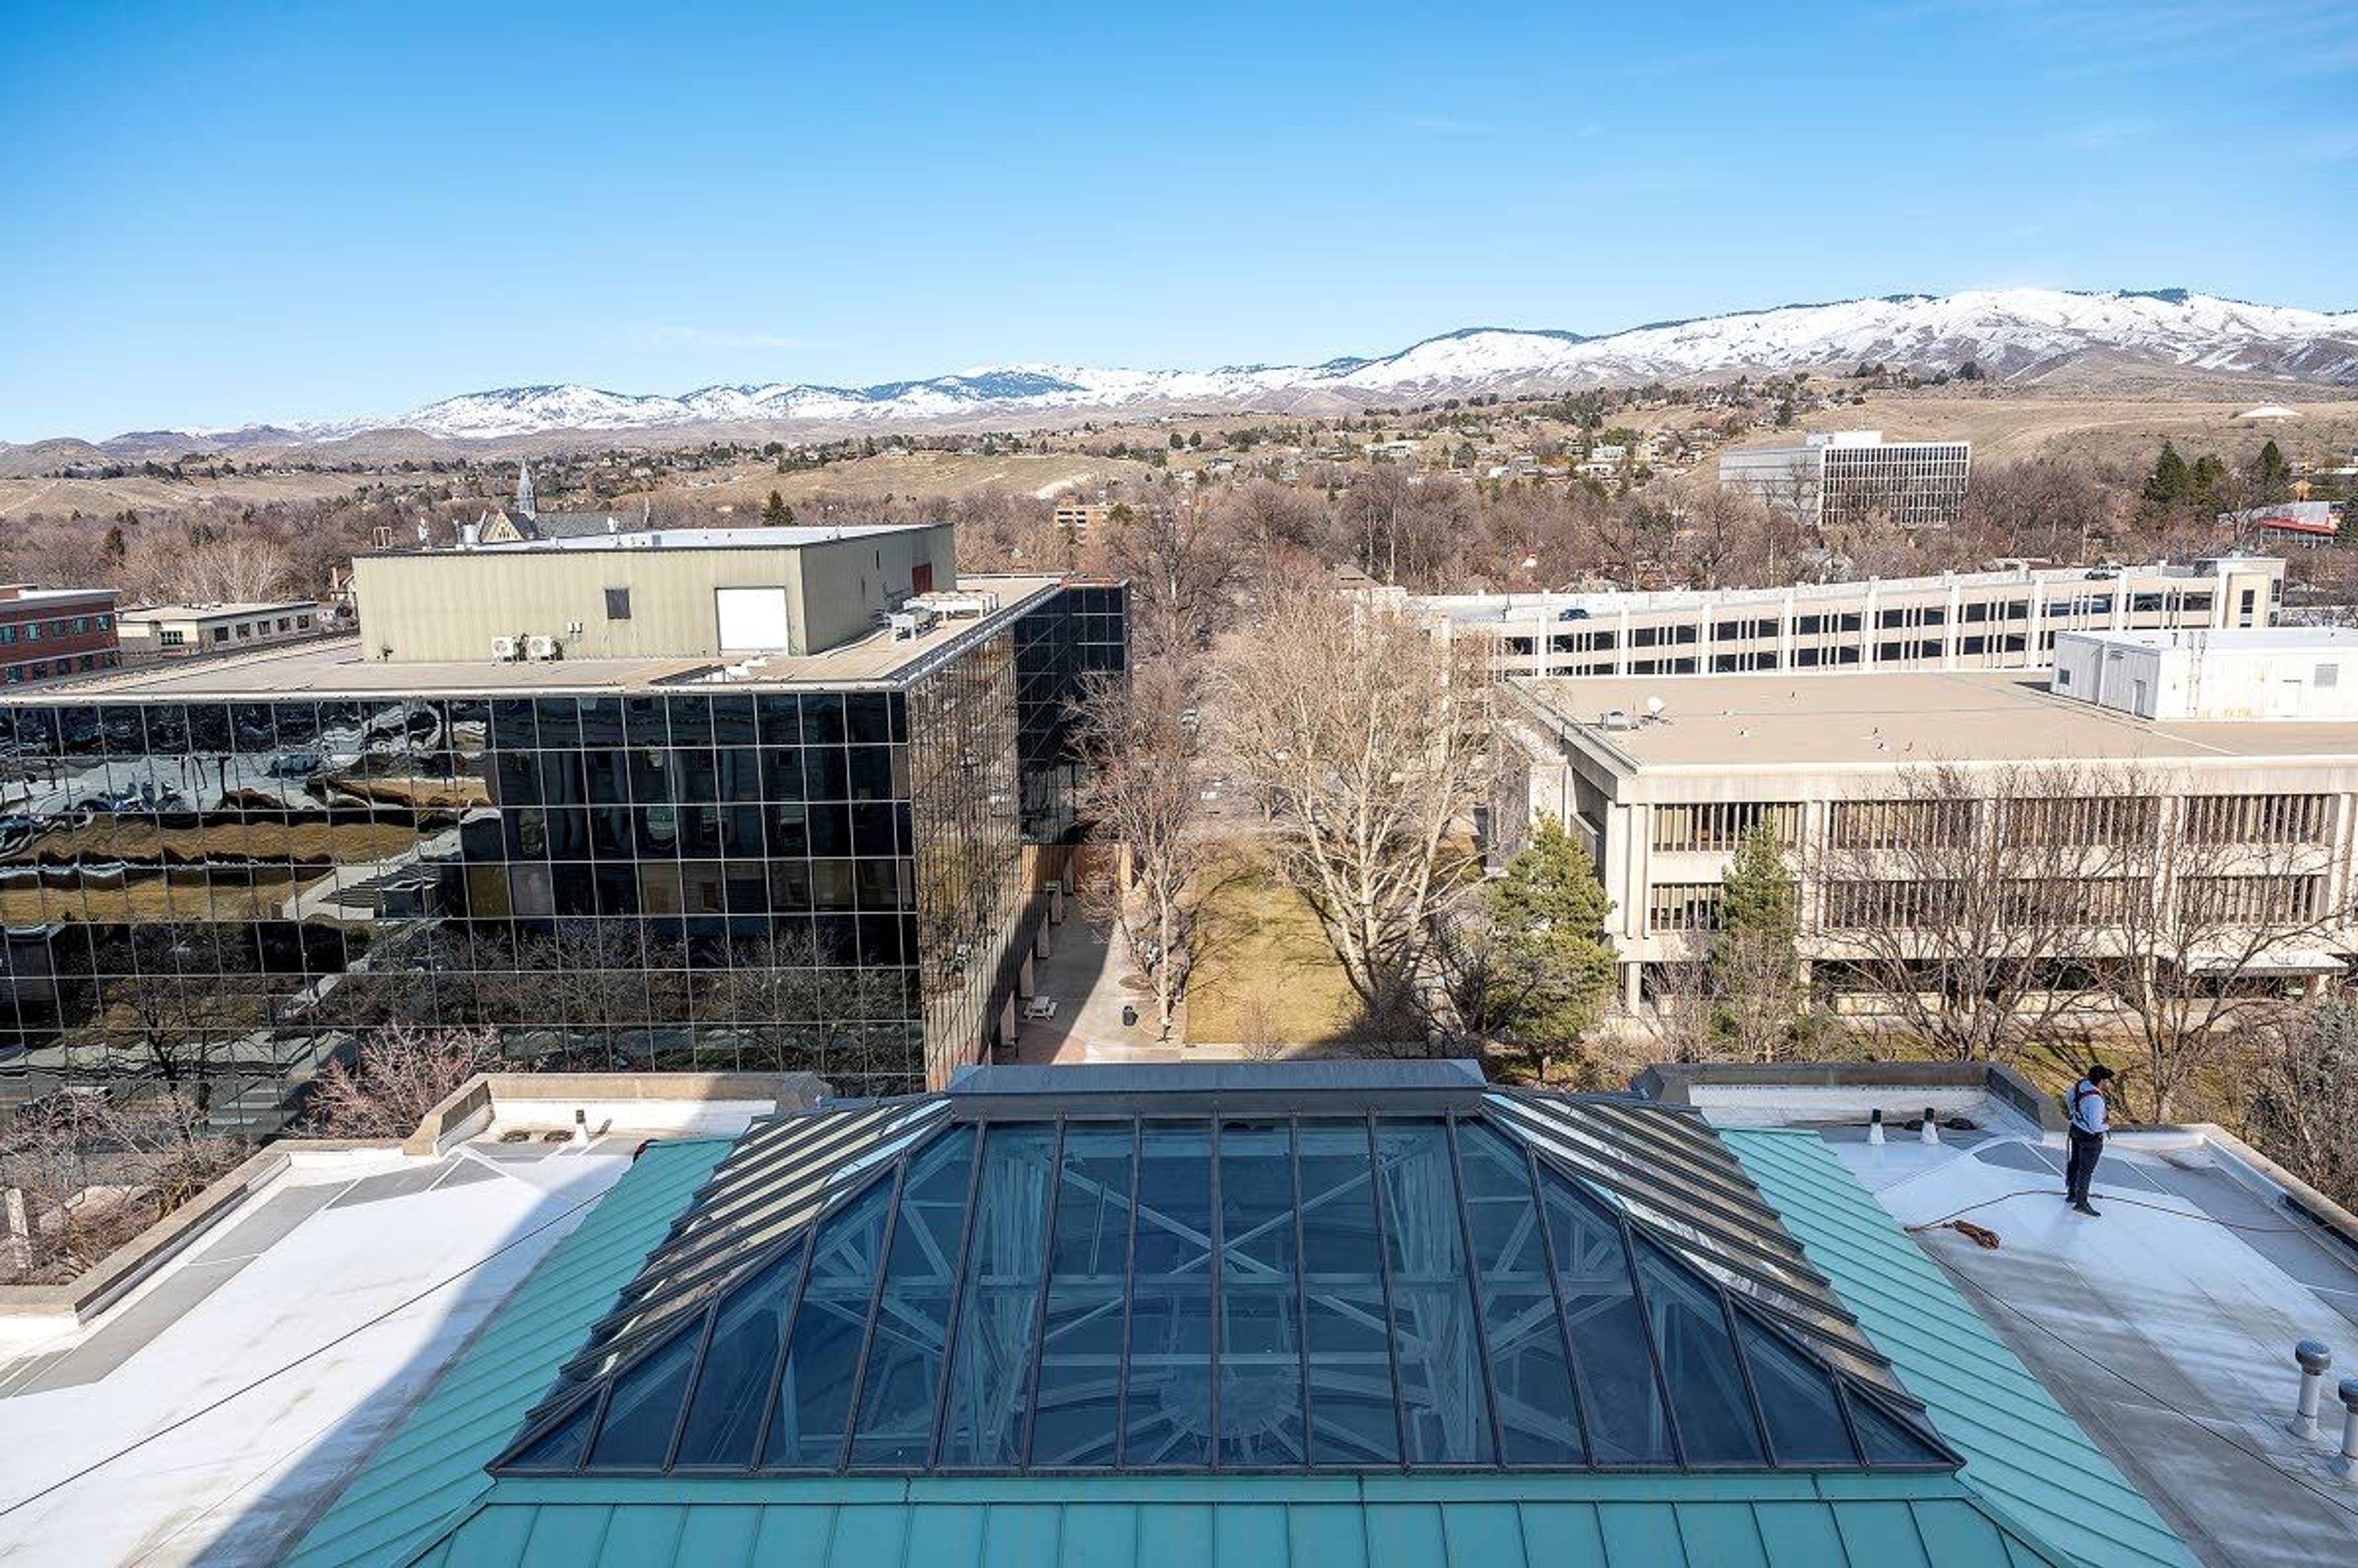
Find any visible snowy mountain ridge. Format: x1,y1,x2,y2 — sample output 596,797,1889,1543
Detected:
109,288,2358,446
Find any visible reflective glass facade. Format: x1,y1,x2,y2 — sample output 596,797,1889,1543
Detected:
498,1081,1955,1478
0,584,1126,1128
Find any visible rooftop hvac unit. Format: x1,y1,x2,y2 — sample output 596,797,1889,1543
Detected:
889,606,940,641
490,635,521,662
1599,709,1634,731
524,634,559,661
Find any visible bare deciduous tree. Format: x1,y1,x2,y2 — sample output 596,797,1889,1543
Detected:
304,1023,500,1139
1216,591,1491,1036
2244,1001,2358,1209
1101,500,1247,663
2104,806,2338,1120
1802,762,2132,1064
1072,662,1210,1038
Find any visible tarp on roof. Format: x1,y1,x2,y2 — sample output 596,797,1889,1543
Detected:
1724,1128,2197,1568
285,1138,734,1568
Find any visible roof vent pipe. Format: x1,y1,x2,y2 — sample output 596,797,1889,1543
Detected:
2334,1380,2358,1481
2291,1341,2333,1440
1920,1106,1940,1146
1868,1108,1885,1147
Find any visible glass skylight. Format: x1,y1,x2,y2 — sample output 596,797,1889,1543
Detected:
497,1096,1953,1478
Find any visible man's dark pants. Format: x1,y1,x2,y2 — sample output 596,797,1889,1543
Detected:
2065,1128,2104,1206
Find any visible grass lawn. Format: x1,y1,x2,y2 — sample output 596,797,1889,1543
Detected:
1183,844,1361,1046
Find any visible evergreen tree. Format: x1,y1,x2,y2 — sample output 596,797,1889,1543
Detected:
2257,439,2291,500
2191,452,2227,497
1709,825,1804,1060
2141,440,2193,510
1483,816,1617,1044
761,490,793,527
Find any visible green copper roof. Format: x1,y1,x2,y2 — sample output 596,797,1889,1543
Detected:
287,1139,735,1568
1721,1129,2195,1568
409,1473,2066,1567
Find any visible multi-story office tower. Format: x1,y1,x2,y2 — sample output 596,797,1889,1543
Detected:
0,584,121,686
1499,651,2358,1012
1719,430,1971,529
0,526,1125,1131
1409,556,2282,680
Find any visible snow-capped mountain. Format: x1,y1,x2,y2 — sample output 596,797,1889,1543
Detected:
83,289,2358,449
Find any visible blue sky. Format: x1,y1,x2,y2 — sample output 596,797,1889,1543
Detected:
2,0,2353,439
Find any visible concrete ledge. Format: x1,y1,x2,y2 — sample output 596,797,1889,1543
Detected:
2182,1122,2358,1259
402,1071,828,1156
0,1136,399,1325
6,1071,825,1328
1630,1060,2065,1133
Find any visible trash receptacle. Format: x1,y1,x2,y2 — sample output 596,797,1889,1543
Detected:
1122,1004,1138,1028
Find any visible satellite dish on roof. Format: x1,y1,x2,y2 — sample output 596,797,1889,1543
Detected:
1644,695,1666,718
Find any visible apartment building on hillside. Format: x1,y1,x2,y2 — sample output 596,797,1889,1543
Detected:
1498,654,2358,1011
1719,430,1971,529
1407,555,2282,680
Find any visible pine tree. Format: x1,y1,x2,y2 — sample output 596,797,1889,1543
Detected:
1709,825,1803,1060
2191,452,2227,497
2142,440,2193,510
2257,439,2290,500
1485,817,1618,1044
761,490,793,527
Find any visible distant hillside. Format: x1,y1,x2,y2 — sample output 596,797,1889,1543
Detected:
25,287,2358,459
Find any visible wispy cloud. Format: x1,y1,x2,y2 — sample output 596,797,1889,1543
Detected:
629,324,819,351
2061,121,2149,150
2302,125,2358,160
1395,111,1485,134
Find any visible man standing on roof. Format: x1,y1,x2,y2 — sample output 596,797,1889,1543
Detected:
2064,1065,2114,1217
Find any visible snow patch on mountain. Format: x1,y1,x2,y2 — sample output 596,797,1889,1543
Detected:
103,288,2358,446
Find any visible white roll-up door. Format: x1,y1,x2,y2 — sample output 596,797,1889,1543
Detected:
715,586,792,651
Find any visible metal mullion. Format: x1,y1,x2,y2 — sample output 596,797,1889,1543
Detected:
664,1106,899,1246
658,1298,726,1471
1522,1142,1597,1465
1713,1286,1778,1467
1523,1142,1833,1301
1113,1118,1142,1468
1609,1201,1689,1469
1361,1114,1414,1467
571,1380,618,1475
1015,1116,1068,1472
1206,1116,1223,1470
922,1117,994,1470
1442,1112,1509,1465
828,1159,912,1472
1500,1094,1788,1222
745,1217,823,1470
1288,1117,1313,1465
1500,1104,1819,1275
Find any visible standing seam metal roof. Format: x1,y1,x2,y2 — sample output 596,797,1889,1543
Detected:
286,1139,736,1568
1722,1129,2195,1568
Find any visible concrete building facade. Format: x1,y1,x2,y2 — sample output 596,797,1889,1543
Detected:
117,600,321,658
352,524,957,664
1500,662,2358,1009
1412,556,2282,681
1719,430,1971,529
2052,626,2358,721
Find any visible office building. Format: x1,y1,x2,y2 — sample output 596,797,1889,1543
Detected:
1501,656,2358,1009
0,584,120,686
1409,555,2282,680
116,600,323,658
1719,430,1971,529
0,524,1125,1128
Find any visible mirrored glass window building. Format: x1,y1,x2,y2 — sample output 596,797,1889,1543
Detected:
0,528,1124,1131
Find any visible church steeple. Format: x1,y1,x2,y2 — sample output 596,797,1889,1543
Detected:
515,461,537,519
